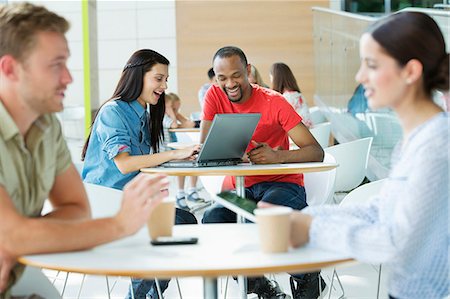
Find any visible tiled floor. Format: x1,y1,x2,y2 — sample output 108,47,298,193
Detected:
44,142,389,298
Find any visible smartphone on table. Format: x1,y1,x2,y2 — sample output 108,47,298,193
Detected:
150,236,198,246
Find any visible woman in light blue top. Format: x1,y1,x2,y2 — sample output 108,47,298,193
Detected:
81,49,199,299
286,12,449,299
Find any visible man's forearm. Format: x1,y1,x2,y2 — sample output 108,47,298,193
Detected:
277,145,324,163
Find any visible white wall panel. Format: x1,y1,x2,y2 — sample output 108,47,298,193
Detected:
97,9,137,40
97,40,138,69
136,8,176,39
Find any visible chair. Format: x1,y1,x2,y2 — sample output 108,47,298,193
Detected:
199,175,225,196
190,111,201,120
324,137,373,202
192,175,225,213
11,266,62,298
309,106,327,125
309,122,331,149
54,183,123,298
329,179,386,299
304,152,336,207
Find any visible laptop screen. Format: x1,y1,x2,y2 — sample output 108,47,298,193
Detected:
197,113,261,163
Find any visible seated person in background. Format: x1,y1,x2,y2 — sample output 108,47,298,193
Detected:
201,46,324,299
347,83,369,116
248,64,269,88
81,49,198,299
270,62,313,128
288,12,449,299
198,67,215,110
163,93,205,210
0,3,168,298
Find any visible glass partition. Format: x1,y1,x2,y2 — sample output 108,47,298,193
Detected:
312,7,449,180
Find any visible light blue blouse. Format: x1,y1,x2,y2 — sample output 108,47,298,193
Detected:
82,100,150,190
305,112,449,299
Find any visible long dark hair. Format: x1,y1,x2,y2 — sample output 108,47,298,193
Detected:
82,49,170,160
270,62,301,94
368,11,449,96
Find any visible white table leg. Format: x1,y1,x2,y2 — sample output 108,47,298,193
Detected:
235,175,248,299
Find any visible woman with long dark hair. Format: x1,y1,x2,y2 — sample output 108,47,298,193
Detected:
81,49,198,299
286,12,448,299
270,62,313,128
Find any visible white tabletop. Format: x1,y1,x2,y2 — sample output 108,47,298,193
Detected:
19,224,352,279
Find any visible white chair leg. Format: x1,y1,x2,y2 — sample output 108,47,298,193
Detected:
175,278,183,299
223,276,229,299
77,274,86,299
61,272,69,297
328,269,345,299
376,264,382,299
155,278,164,298
129,278,135,299
105,276,111,299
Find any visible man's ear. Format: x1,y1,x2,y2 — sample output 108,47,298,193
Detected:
0,55,20,81
246,64,252,77
403,59,423,85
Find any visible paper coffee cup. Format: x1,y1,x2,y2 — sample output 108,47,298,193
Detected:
254,207,293,253
147,197,176,240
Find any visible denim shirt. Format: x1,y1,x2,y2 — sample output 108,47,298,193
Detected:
82,100,150,190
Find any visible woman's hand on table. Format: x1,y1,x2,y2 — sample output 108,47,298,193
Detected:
257,201,312,248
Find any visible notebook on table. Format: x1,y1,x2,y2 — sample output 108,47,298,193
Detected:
160,113,261,168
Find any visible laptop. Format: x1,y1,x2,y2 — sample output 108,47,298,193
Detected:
160,113,261,168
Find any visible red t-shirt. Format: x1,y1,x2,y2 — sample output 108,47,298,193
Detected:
202,84,304,188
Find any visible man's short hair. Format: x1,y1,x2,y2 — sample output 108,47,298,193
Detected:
0,2,69,62
213,46,248,67
207,67,215,80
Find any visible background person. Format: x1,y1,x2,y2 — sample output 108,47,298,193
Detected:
287,11,449,299
270,62,313,128
0,3,168,298
198,67,215,110
163,92,205,210
81,49,198,299
248,64,269,88
201,46,324,299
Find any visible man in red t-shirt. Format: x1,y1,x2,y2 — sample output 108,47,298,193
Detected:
201,46,325,299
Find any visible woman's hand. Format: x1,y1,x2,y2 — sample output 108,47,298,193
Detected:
257,202,312,249
290,211,313,248
174,144,201,160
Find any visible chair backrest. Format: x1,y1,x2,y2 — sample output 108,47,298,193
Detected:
309,106,327,125
190,111,201,120
11,266,61,298
199,175,226,196
341,179,386,206
83,182,122,218
304,152,336,206
310,122,331,149
324,137,373,192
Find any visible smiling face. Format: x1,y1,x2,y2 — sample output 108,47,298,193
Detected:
137,63,168,107
16,31,73,115
213,55,252,103
355,33,410,110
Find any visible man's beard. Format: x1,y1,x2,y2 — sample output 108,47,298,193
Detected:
223,86,243,103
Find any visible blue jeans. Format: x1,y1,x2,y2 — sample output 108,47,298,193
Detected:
202,181,308,282
202,181,307,223
126,208,197,299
